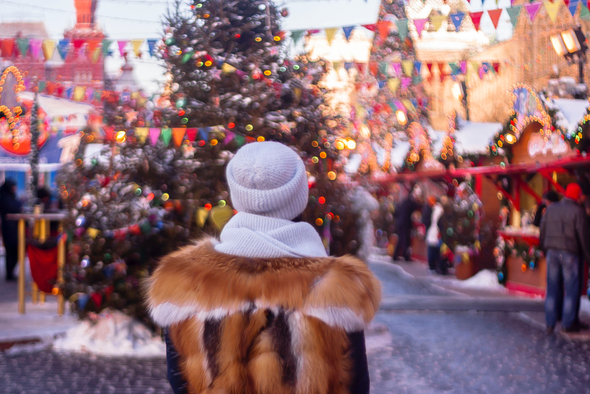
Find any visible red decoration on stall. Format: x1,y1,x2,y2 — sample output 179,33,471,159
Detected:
27,244,58,293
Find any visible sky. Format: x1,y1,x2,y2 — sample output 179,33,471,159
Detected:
0,0,514,94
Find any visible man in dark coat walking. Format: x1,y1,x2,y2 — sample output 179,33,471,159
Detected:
393,192,421,262
0,179,22,281
540,183,590,333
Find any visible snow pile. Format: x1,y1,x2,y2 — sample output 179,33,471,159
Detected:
452,269,507,292
53,309,165,357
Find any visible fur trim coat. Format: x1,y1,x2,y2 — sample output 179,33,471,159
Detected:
146,238,381,394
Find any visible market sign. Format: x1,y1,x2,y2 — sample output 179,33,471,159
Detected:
510,84,551,139
528,132,570,158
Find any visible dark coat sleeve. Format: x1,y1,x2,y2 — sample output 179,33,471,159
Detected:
348,331,370,394
533,203,546,227
165,329,189,394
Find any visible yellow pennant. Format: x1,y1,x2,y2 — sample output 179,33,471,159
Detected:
543,0,560,23
209,205,234,230
402,99,416,113
131,39,144,57
430,15,447,31
91,47,101,64
73,86,86,102
196,208,209,228
86,228,101,239
387,78,400,93
401,60,414,77
221,63,236,73
135,127,149,144
325,28,338,45
42,39,55,61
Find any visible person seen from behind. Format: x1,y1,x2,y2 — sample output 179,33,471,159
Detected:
425,196,444,273
146,142,381,394
533,190,559,227
540,183,590,333
0,179,22,281
393,187,421,262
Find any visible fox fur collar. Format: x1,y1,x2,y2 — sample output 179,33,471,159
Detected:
146,238,381,332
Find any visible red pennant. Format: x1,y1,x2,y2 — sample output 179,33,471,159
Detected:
376,21,391,40
564,0,570,5
185,128,198,141
369,62,378,76
426,63,433,74
46,82,56,95
438,63,446,82
362,24,376,32
72,39,86,49
104,126,115,142
1,39,14,58
355,62,366,74
487,9,503,29
492,62,500,74
90,293,102,308
470,11,484,30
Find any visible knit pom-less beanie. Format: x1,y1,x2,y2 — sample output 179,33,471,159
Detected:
226,141,309,220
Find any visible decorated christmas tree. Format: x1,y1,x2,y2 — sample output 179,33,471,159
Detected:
59,0,359,324
351,0,431,175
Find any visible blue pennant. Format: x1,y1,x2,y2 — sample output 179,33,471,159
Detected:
450,12,465,31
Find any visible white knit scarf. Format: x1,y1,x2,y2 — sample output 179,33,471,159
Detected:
214,212,328,259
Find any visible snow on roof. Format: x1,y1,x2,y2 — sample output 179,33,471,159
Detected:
454,122,501,155
390,140,411,168
553,98,589,136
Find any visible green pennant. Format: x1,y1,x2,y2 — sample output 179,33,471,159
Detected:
17,38,29,57
160,127,172,146
182,52,193,64
395,19,409,40
379,62,388,76
291,30,305,45
38,81,47,92
102,39,113,56
449,62,460,75
581,5,590,20
506,5,522,27
235,134,245,147
387,101,397,111
412,75,422,84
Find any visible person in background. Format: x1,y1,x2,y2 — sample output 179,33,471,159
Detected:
533,190,560,227
0,179,22,281
393,189,422,262
540,183,590,333
425,197,444,273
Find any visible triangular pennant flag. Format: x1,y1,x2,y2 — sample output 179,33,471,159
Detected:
430,15,447,31
470,12,484,30
379,61,388,76
91,47,101,63
524,2,542,22
42,39,55,61
16,38,29,57
307,29,320,35
450,12,465,31
325,28,338,45
118,40,128,57
342,26,355,41
66,86,74,99
426,63,434,74
198,127,210,141
402,60,414,77
449,62,460,75
186,128,198,142
581,4,590,19
172,128,186,147
87,39,101,55
543,0,561,22
135,127,149,144
369,62,378,76
492,62,500,74
569,0,580,16
1,39,14,58
147,39,157,57
29,39,42,60
73,86,86,102
470,61,480,75
102,39,113,56
395,20,409,41
344,62,354,72
387,78,400,93
401,77,412,90
131,39,144,57
362,24,376,32
72,39,85,50
196,208,209,228
38,81,47,93
507,6,522,27
482,62,491,74
161,127,172,146
460,61,467,74
291,30,305,45
487,9,503,29
392,62,402,76
414,18,428,37
355,62,366,74
104,126,115,142
149,128,161,145
58,39,70,60
414,61,422,74
376,21,391,40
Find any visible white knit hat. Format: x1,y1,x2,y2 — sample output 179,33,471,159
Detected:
226,141,309,220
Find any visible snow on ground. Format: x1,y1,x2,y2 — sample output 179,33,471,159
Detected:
450,269,508,292
52,309,165,358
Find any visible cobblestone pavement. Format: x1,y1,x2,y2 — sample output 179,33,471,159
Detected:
2,261,590,394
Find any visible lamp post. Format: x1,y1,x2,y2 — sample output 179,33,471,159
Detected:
550,27,588,97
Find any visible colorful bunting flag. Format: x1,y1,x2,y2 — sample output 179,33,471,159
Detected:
147,39,157,57
118,40,128,57
131,39,144,57
172,128,186,147
460,61,467,74
362,24,376,31
58,39,70,60
102,39,113,56
450,12,465,31
414,61,422,74
291,30,305,45
377,21,391,40
581,4,590,19
392,62,402,76
42,39,55,61
1,39,14,58
72,39,85,50
401,77,412,90
73,86,86,102
414,19,428,37
430,15,447,31
449,62,460,75
38,81,47,93
17,38,29,57
569,0,580,16
395,20,409,40
149,128,161,145
492,62,500,74
342,26,355,41
325,28,338,45
487,9,503,29
543,0,561,22
524,2,542,22
470,12,484,31
29,39,42,60
185,128,198,142
91,47,101,63
507,6,522,27
87,38,101,54
65,86,74,100
402,60,414,77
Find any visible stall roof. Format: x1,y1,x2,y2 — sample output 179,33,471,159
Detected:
553,98,589,136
